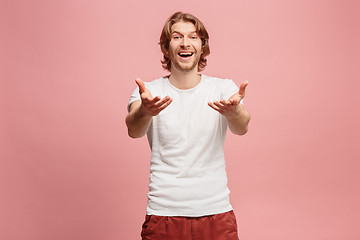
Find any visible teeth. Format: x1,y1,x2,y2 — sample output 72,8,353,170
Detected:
178,53,193,57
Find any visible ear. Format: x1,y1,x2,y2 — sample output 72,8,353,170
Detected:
201,41,205,54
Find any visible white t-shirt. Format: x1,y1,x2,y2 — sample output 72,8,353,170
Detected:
128,74,240,217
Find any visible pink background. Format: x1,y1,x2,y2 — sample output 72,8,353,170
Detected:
1,0,359,239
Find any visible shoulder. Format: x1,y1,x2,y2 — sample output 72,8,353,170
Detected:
201,75,234,86
145,76,168,87
202,75,238,98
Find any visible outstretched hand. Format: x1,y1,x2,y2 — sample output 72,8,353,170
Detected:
136,78,172,116
208,81,248,117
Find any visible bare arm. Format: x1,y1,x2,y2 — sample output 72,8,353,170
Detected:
208,81,251,135
222,102,250,135
125,78,172,138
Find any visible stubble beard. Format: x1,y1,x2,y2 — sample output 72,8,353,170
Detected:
170,51,201,72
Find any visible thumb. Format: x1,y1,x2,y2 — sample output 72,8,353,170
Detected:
239,81,248,98
135,78,146,94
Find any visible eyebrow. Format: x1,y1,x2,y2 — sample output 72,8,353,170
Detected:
171,31,198,35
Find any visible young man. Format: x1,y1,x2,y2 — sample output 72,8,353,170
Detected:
126,12,250,240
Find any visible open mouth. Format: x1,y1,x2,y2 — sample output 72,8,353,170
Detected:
178,52,194,58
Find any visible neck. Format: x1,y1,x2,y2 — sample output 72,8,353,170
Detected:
168,67,201,89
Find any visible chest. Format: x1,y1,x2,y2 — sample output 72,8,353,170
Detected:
152,91,225,142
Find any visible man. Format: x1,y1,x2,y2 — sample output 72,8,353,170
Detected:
126,12,250,240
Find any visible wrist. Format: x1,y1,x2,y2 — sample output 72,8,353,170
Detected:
224,104,244,119
137,105,154,118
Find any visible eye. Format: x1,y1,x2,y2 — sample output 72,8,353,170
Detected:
173,35,181,40
191,36,198,39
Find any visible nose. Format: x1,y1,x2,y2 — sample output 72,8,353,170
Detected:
181,36,190,47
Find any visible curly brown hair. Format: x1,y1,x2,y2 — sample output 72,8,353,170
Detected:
159,12,210,72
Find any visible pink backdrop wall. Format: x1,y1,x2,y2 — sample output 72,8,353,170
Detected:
1,0,359,239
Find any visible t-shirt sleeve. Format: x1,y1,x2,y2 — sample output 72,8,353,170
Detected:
127,86,140,112
127,82,154,112
221,79,244,105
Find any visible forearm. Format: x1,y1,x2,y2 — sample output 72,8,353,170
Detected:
225,105,251,135
125,105,153,138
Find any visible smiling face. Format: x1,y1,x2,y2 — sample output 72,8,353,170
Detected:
167,21,203,72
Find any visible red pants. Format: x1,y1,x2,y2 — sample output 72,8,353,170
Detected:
141,210,239,240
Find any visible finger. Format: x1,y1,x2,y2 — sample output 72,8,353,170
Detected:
135,78,146,94
147,96,161,104
220,99,232,106
208,102,224,114
220,99,228,105
208,102,220,111
229,98,240,105
157,98,172,111
239,81,248,97
213,101,225,108
219,100,236,110
153,96,171,107
217,100,237,112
